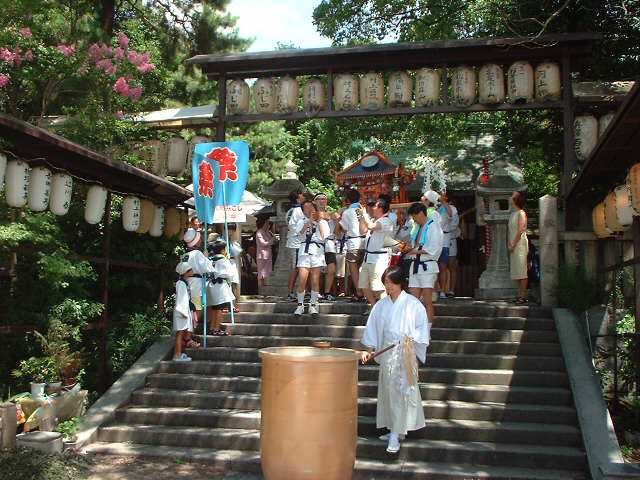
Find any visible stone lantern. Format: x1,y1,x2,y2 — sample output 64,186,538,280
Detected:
475,160,526,300
259,160,305,297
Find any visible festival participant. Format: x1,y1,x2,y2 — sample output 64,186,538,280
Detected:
256,218,276,288
360,266,430,454
293,201,329,316
339,189,367,302
446,200,460,298
334,224,348,297
206,240,236,335
173,262,196,362
285,188,306,301
434,192,453,300
314,193,339,301
358,198,395,315
509,191,529,304
405,201,443,322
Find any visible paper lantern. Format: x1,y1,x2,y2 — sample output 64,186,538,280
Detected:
187,136,209,178
388,71,412,107
359,72,384,110
599,113,616,138
592,202,611,238
166,137,188,175
451,66,476,106
136,199,155,234
507,61,534,103
254,78,276,113
415,68,440,107
333,74,359,111
629,164,640,214
614,184,634,227
535,62,561,101
164,208,181,238
574,115,598,161
144,140,167,177
478,64,505,105
49,173,73,216
27,166,52,212
276,76,299,113
303,78,325,111
0,153,6,192
149,205,165,237
5,160,29,208
604,191,625,232
122,196,141,232
227,79,250,115
85,185,108,224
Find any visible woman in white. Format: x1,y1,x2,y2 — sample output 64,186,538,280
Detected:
360,265,430,454
508,191,529,304
293,201,329,316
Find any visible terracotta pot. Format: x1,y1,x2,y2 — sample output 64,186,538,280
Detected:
260,347,358,480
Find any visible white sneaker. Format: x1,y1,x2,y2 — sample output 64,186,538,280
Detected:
379,433,405,441
173,353,192,362
439,292,447,300
308,304,319,316
386,435,401,454
294,304,305,316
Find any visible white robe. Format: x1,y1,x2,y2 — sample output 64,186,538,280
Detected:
206,256,236,306
361,291,430,434
173,280,194,332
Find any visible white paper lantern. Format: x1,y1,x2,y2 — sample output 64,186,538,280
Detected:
227,79,250,115
164,208,181,238
452,66,476,106
592,202,610,238
574,115,598,161
334,74,359,111
478,64,505,105
49,173,73,216
122,196,141,232
614,184,634,227
359,72,384,110
535,62,561,101
388,71,412,107
599,113,616,138
604,191,625,232
5,160,29,208
254,78,276,113
85,185,108,224
415,68,440,107
628,164,640,214
146,140,167,177
507,61,534,103
303,78,325,111
0,153,6,192
136,199,155,234
27,166,51,212
166,137,188,175
276,76,299,113
149,205,165,237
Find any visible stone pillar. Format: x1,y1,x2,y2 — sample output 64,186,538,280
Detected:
583,240,598,282
477,220,516,298
564,240,578,267
1,403,17,449
539,195,558,306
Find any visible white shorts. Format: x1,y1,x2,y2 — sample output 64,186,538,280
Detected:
358,261,386,291
408,272,438,289
297,253,326,269
449,238,458,257
336,254,346,278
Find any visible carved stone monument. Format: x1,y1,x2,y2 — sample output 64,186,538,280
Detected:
259,160,305,297
475,160,526,300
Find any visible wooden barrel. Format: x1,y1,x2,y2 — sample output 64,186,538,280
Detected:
260,347,358,480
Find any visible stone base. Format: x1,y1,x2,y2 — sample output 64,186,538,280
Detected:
259,284,288,297
17,431,63,454
475,288,518,300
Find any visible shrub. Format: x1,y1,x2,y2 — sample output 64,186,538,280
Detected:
556,265,600,314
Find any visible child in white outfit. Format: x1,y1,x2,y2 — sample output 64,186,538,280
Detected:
173,262,196,361
206,240,236,335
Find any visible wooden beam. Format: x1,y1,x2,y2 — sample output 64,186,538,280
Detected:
98,192,112,394
216,75,226,142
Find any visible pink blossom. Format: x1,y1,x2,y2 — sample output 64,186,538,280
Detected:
56,44,76,57
88,43,101,59
128,86,142,101
19,27,32,38
0,48,20,66
127,51,141,65
0,74,10,88
115,47,125,60
113,76,130,96
103,46,113,56
137,63,155,74
96,58,116,75
24,49,33,61
115,110,125,119
118,33,129,49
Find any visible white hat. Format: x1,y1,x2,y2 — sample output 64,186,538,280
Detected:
424,190,440,205
175,262,191,275
183,228,201,248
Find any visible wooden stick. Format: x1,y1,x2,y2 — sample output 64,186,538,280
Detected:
365,343,397,363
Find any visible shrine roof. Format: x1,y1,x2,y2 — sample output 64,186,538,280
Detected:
337,150,397,180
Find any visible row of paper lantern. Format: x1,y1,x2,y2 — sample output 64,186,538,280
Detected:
139,136,210,178
0,154,188,238
592,164,640,238
574,113,616,162
226,61,562,115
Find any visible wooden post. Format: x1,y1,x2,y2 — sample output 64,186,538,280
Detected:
0,403,17,449
633,218,640,396
217,75,227,142
327,69,334,111
98,192,112,394
442,67,449,104
561,52,575,208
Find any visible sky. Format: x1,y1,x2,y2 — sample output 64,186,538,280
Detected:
227,0,333,52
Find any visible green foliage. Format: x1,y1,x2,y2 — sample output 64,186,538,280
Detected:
56,417,80,441
556,265,600,314
12,356,58,384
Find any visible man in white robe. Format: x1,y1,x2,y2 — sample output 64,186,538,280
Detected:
360,266,430,454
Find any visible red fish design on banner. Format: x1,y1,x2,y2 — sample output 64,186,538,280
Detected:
192,141,250,224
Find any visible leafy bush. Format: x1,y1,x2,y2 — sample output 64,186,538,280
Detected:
556,265,600,314
56,417,80,441
12,356,58,385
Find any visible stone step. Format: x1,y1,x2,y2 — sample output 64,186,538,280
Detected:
113,407,581,446
225,323,560,343
185,348,566,371
223,313,555,330
84,442,585,480
127,389,577,424
97,425,585,471
194,335,562,356
150,366,569,389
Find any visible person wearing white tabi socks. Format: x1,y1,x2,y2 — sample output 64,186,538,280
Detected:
360,266,430,454
292,200,329,316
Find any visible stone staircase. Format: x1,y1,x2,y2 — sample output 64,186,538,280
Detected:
86,299,588,479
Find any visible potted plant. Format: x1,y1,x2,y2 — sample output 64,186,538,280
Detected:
34,319,84,389
11,356,58,398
